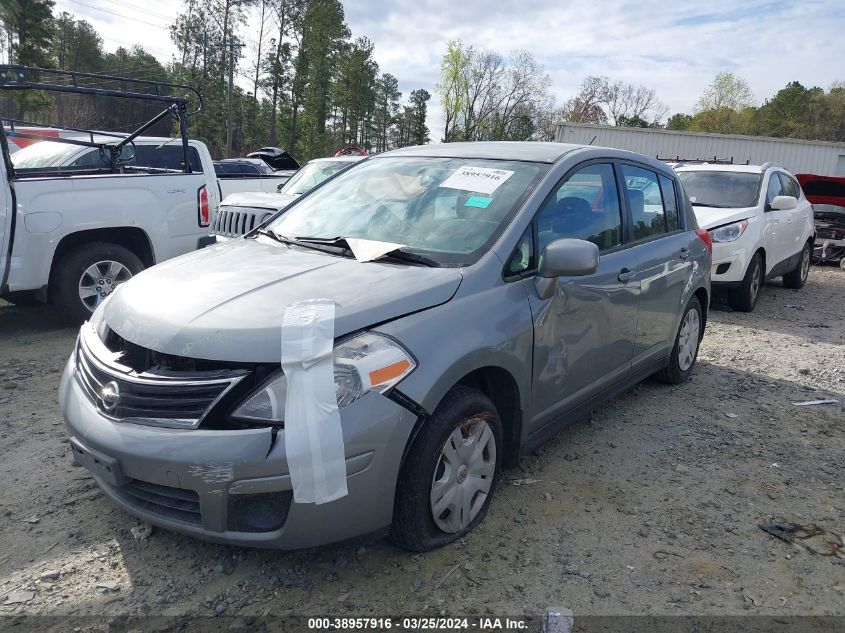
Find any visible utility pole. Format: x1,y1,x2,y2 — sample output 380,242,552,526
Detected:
213,42,245,158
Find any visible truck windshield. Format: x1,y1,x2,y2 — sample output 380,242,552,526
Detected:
270,156,547,266
677,171,762,208
281,159,356,195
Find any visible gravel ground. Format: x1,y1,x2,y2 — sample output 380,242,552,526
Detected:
0,267,843,629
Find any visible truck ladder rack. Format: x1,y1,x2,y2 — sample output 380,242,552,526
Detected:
0,66,203,173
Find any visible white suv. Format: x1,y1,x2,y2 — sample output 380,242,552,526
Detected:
676,164,815,312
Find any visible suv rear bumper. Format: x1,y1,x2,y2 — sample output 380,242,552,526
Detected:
59,352,417,549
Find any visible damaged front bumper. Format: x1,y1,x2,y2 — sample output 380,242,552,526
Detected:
813,214,845,264
58,353,417,549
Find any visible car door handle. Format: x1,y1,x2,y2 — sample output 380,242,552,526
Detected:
680,247,690,260
618,268,636,283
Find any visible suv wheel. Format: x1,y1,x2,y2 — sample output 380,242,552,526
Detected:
657,295,703,384
728,252,763,312
783,242,811,289
391,386,502,552
53,242,143,323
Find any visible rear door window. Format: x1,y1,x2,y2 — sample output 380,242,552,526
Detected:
658,174,680,231
622,164,668,240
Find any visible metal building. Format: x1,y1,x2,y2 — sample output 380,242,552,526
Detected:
555,122,845,176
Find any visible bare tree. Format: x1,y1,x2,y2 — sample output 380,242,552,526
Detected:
561,76,608,124
603,80,667,125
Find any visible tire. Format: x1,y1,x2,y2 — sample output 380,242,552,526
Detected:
52,242,144,324
657,295,703,384
391,386,502,552
728,252,763,312
782,242,811,289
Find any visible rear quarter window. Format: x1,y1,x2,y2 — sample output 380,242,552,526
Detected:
132,145,202,173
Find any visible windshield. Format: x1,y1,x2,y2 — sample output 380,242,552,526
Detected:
281,159,356,195
10,141,80,168
677,171,762,208
270,157,547,265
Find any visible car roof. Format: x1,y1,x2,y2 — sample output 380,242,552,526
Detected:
380,141,585,164
674,163,766,174
307,156,365,164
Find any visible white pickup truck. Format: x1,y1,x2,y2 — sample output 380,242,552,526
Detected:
0,66,219,321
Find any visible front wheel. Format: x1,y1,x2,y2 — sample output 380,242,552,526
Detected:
657,295,703,384
391,386,502,552
783,242,811,289
728,252,763,312
52,242,144,323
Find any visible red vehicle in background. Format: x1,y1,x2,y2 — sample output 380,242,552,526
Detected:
3,126,64,153
333,145,368,157
796,173,845,266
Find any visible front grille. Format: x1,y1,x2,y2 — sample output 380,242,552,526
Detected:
213,206,272,238
113,479,201,525
76,325,247,429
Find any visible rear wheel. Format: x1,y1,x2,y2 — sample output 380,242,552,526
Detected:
657,295,703,384
391,386,502,552
728,252,763,312
783,242,811,289
52,242,144,323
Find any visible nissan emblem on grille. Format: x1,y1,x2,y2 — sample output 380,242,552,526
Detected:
100,381,120,411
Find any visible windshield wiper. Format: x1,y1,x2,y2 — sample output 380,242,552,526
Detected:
691,202,732,208
255,227,293,244
255,228,341,254
376,250,440,267
295,236,440,267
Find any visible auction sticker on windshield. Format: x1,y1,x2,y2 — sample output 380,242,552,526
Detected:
440,165,514,195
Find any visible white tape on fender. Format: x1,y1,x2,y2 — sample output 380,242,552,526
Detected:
281,299,348,504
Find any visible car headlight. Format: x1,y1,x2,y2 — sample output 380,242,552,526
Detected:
709,219,749,243
230,332,416,423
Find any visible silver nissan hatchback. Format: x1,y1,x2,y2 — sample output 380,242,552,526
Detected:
60,142,711,551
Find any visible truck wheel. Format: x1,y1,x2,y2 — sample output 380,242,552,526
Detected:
782,242,811,289
53,242,143,323
391,386,502,552
728,252,763,312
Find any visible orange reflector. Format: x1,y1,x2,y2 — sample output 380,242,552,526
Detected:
368,359,411,386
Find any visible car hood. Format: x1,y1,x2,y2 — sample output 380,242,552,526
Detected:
692,206,756,230
103,239,463,363
220,191,297,210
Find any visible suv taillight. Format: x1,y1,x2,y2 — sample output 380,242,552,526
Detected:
197,185,210,227
694,228,713,253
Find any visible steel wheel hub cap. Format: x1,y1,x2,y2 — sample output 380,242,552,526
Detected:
430,417,496,534
801,249,810,280
78,260,132,312
677,308,700,372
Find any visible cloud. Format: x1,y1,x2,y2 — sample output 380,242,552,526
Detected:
55,0,845,142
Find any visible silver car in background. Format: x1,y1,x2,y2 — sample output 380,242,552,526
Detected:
60,142,711,551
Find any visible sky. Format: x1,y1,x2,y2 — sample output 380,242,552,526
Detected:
54,0,845,142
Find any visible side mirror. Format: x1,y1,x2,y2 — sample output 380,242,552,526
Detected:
537,238,599,278
534,238,599,300
769,195,797,211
